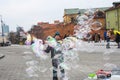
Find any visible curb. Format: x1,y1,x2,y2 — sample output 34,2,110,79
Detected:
0,54,5,59
94,44,117,46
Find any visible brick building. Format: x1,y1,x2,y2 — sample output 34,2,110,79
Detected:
105,1,120,31
28,7,109,40
28,21,75,40
91,10,106,39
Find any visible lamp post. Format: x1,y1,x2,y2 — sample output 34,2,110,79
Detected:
0,15,2,31
0,15,4,46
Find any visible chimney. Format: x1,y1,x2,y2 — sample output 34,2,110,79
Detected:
113,2,120,7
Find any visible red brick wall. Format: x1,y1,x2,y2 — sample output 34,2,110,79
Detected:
30,23,75,40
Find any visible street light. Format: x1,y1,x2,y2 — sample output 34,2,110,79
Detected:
0,15,2,30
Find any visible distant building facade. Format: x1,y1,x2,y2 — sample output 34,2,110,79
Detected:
63,8,80,25
2,24,9,36
105,2,120,31
93,10,106,29
90,10,106,39
63,7,109,25
29,7,110,40
28,21,75,40
16,26,26,44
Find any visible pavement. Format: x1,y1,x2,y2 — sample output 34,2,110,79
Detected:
93,41,117,46
0,53,5,59
0,42,120,80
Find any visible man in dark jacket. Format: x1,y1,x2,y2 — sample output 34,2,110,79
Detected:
115,33,120,48
44,36,65,80
106,30,111,48
104,30,107,42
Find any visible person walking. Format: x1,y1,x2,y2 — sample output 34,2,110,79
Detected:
95,33,99,43
106,30,111,48
115,33,120,48
86,33,91,43
98,33,101,42
104,30,107,42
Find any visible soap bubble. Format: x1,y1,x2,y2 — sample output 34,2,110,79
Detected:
111,75,120,80
25,40,31,45
46,36,57,47
25,33,32,45
26,66,39,77
90,21,102,31
25,9,115,80
103,63,117,71
31,39,48,59
26,60,39,67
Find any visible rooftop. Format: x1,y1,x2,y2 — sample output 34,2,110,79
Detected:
105,1,120,12
64,8,79,15
64,7,109,15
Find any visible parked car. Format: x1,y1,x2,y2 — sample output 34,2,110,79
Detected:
0,36,11,46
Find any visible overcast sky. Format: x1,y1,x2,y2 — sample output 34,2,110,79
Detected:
0,0,119,32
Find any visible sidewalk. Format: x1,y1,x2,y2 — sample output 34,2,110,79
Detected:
78,40,120,53
93,41,117,46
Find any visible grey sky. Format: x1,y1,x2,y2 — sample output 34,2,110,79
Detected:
0,0,119,32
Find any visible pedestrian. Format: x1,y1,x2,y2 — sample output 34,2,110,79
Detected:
91,34,95,42
115,33,120,48
106,30,111,48
95,33,99,43
44,36,65,80
86,33,91,43
104,30,107,42
98,33,101,42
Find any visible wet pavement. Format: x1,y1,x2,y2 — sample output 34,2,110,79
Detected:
0,43,120,80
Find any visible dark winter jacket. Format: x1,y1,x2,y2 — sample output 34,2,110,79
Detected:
104,31,107,39
44,45,64,67
44,45,63,59
115,33,120,43
106,36,110,42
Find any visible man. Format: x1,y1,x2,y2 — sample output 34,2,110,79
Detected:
115,33,120,48
104,30,107,42
106,30,111,48
44,36,65,80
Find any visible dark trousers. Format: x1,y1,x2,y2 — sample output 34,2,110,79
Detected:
52,59,65,80
106,42,110,48
117,42,120,48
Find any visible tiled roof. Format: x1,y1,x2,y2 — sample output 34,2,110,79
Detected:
113,1,120,4
105,5,120,12
93,7,110,11
64,7,109,16
105,2,120,12
64,8,79,15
